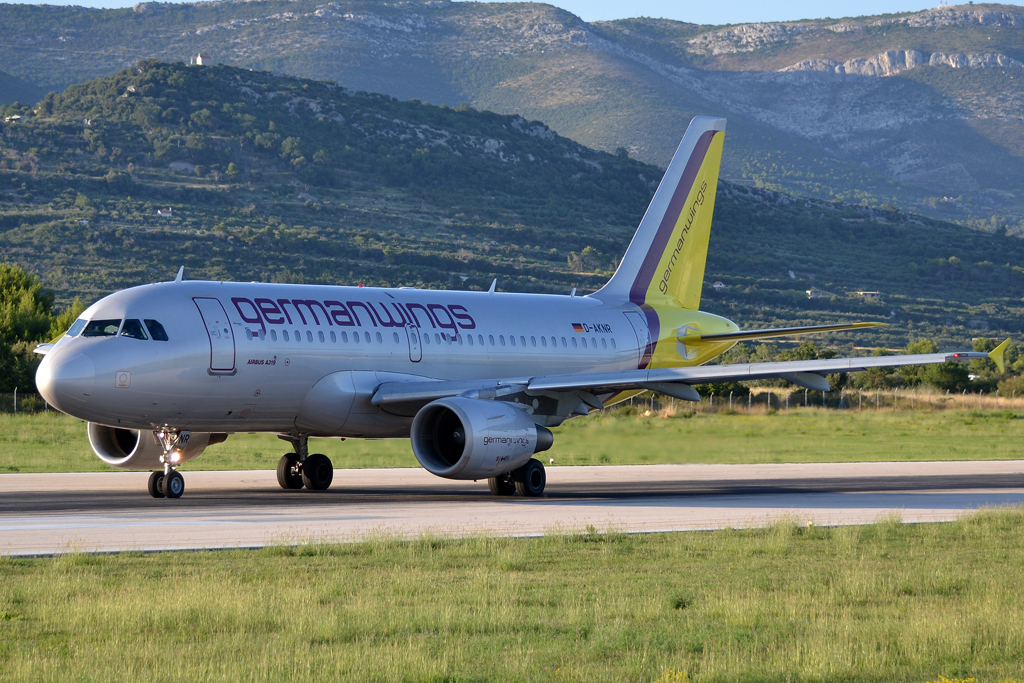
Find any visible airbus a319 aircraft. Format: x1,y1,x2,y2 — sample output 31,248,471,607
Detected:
34,117,1009,499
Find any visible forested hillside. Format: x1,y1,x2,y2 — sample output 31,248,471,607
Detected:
4,1,1024,228
1,61,1023,354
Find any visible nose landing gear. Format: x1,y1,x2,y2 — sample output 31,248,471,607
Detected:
148,429,188,499
276,434,334,492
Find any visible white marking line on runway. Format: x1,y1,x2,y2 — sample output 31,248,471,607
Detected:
3,463,1024,555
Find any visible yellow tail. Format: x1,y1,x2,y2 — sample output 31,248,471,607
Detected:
596,116,725,310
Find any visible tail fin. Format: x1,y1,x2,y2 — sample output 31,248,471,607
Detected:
595,116,725,310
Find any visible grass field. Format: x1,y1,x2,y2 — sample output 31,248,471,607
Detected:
2,511,1024,681
3,405,1024,473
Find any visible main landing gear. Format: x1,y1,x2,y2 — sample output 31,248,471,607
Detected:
276,434,334,492
148,429,188,499
488,458,546,497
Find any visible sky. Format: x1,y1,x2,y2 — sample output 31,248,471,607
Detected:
0,0,945,24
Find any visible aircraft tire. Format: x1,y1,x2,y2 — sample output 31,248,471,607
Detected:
488,474,516,496
148,471,165,499
513,459,546,498
302,454,333,491
276,453,304,490
164,471,185,499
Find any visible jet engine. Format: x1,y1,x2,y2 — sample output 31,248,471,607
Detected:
87,423,227,470
410,397,553,480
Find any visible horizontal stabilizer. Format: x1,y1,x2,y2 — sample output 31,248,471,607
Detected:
679,322,884,345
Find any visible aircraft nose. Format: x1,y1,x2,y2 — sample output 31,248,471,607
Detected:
36,351,95,409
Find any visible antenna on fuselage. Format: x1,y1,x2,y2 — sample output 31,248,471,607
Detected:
488,278,497,294
570,287,577,297
174,266,184,283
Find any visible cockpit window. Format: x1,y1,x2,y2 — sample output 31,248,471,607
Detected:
81,319,122,337
120,319,148,340
144,319,169,341
66,319,87,337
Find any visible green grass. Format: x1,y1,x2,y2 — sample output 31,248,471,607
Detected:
4,406,1024,473
4,511,1024,681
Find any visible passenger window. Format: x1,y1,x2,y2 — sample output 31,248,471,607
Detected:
541,336,547,348
245,329,253,341
499,335,505,346
271,330,278,341
306,331,313,343
341,331,348,342
294,330,301,342
572,338,578,348
457,334,463,345
82,319,122,337
318,331,325,343
66,319,87,337
510,335,516,347
376,332,382,344
283,330,290,341
581,338,587,349
531,336,537,347
468,335,474,346
551,336,557,347
354,331,360,343
561,337,567,347
120,319,148,340
434,333,441,344
601,338,607,349
330,331,337,343
259,329,265,340
488,335,494,346
422,334,428,345
143,319,168,341
478,334,484,346
520,335,526,347
611,338,616,349
393,332,400,343
591,337,597,348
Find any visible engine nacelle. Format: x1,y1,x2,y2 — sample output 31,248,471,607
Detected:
411,397,553,480
87,423,227,470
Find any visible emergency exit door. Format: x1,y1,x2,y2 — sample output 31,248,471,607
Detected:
193,297,236,374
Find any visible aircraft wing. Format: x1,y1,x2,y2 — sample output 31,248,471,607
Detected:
372,341,1008,413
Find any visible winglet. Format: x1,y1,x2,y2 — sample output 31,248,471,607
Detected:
488,279,496,294
989,338,1011,374
174,266,184,283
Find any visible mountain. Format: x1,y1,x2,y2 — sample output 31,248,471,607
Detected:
0,70,46,106
3,1,1024,229
1,61,1023,349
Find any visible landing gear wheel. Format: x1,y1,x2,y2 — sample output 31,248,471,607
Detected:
488,473,517,496
301,453,333,491
164,470,185,499
148,471,165,499
514,459,546,497
277,453,304,490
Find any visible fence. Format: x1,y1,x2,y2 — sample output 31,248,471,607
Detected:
0,391,50,414
625,387,1018,416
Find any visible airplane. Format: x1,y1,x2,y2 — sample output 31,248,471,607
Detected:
34,116,1009,499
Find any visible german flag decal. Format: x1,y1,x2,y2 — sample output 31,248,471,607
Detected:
572,323,585,333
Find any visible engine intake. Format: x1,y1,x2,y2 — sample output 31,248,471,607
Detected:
87,423,227,470
411,397,553,480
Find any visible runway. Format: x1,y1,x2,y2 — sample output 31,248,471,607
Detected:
3,461,1024,555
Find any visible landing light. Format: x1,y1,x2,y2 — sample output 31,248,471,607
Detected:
170,451,182,463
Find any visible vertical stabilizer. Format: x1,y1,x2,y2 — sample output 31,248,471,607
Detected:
594,116,726,310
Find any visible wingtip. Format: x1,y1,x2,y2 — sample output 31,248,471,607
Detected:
989,337,1011,374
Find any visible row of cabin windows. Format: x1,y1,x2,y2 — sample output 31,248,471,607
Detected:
244,327,617,351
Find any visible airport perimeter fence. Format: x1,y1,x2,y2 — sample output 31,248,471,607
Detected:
625,387,1021,415
0,391,49,414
